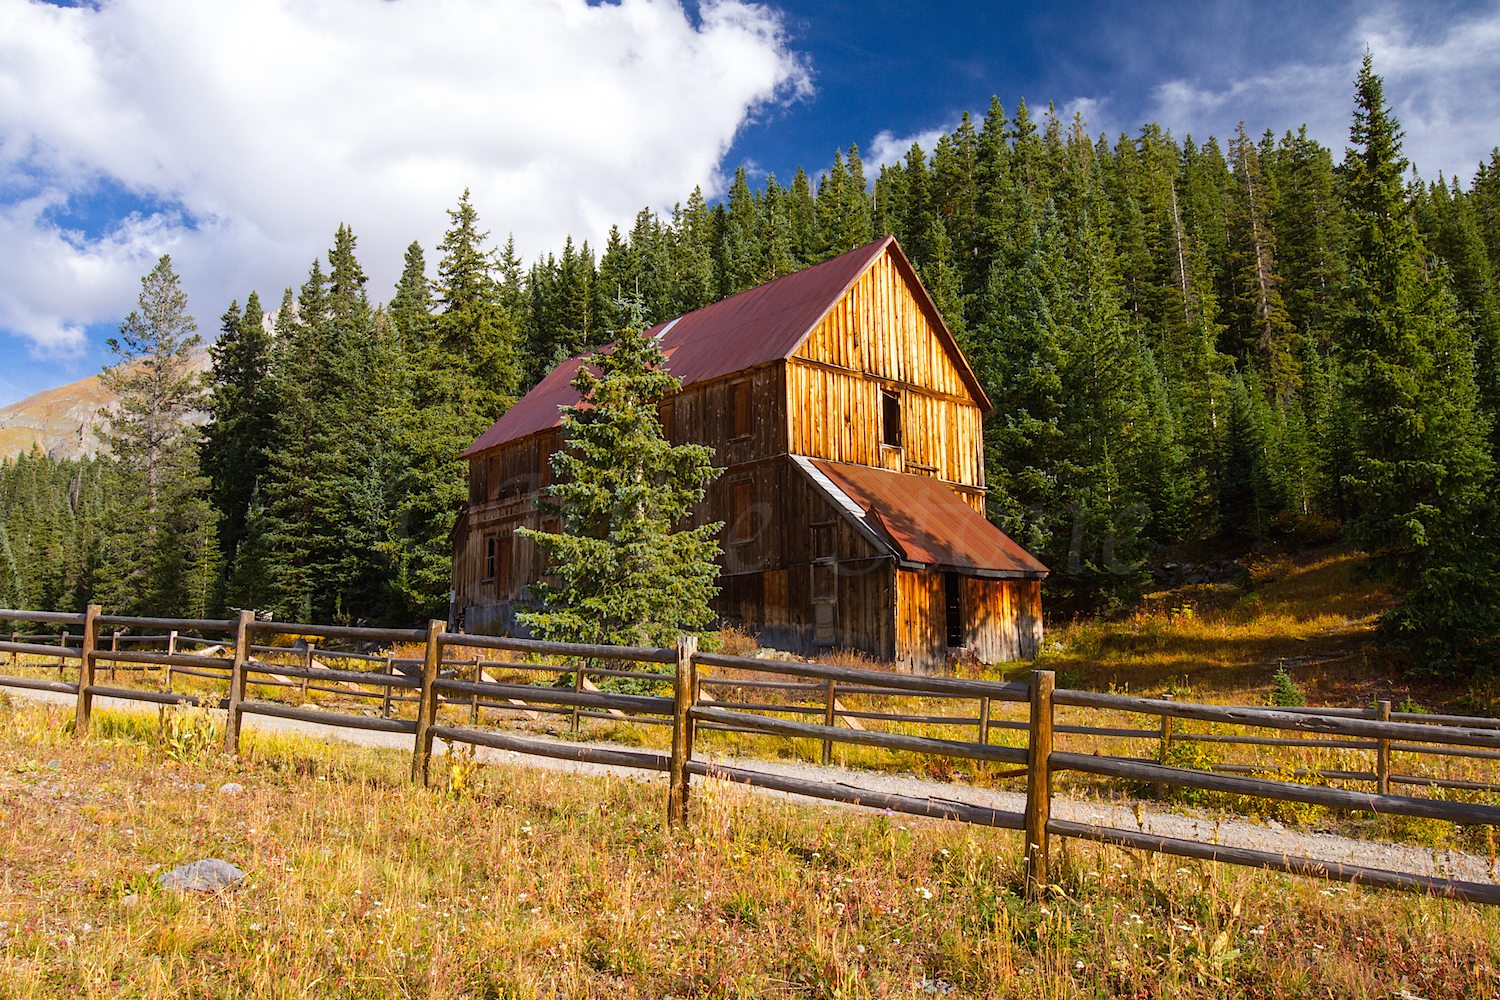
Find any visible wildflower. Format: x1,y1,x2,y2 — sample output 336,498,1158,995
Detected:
916,887,933,900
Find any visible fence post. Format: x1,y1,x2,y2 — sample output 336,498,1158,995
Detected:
978,696,991,747
1024,669,1055,897
59,630,69,677
382,651,394,719
470,657,481,726
411,619,444,786
669,635,698,827
1376,699,1392,795
1156,695,1174,799
302,642,314,700
74,606,99,739
571,660,585,735
822,678,836,765
224,610,253,754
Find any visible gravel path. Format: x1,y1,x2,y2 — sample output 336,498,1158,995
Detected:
12,688,1496,886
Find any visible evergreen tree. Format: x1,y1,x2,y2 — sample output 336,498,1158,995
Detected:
201,290,273,606
96,255,217,616
1228,123,1299,399
382,194,521,622
518,310,723,646
261,228,395,622
389,240,435,350
1339,53,1499,671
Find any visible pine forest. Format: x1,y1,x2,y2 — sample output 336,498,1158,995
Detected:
6,57,1500,673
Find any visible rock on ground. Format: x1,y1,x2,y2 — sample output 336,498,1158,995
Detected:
157,859,244,892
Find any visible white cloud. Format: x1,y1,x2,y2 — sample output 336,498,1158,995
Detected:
0,0,811,354
865,126,952,174
1143,4,1500,182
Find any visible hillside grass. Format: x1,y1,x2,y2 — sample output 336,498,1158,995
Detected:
0,697,1496,999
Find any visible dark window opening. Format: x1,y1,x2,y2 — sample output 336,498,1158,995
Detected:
730,380,751,439
658,400,675,444
483,536,497,581
471,459,489,504
944,571,964,647
731,481,754,542
882,390,902,448
497,535,513,596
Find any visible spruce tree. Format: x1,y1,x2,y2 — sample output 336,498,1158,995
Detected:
382,194,521,622
1339,53,1499,670
518,311,723,647
96,255,217,616
202,290,273,602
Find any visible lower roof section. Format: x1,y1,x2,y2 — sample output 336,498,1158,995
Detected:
794,456,1049,579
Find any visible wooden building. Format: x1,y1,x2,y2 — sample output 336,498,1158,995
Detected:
451,237,1048,670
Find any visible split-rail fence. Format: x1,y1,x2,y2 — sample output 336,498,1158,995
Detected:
2,606,1498,905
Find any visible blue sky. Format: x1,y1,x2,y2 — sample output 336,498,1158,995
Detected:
2,0,1498,408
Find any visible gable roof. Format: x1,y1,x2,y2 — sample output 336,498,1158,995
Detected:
795,456,1048,579
463,237,987,458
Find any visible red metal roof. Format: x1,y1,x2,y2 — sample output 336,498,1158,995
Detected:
809,459,1049,578
463,236,986,458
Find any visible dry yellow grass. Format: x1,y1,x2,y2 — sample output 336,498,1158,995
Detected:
0,697,1496,999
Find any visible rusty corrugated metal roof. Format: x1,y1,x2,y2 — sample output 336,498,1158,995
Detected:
808,459,1048,578
463,236,987,458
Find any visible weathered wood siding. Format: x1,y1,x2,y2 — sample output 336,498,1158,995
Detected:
894,571,1043,671
788,248,986,490
963,577,1042,662
895,569,946,670
712,458,895,661
794,250,974,397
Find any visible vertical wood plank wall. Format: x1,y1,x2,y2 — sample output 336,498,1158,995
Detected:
788,250,986,490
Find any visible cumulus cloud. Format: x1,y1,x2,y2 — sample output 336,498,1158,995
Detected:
0,0,812,355
865,126,952,173
1145,4,1500,181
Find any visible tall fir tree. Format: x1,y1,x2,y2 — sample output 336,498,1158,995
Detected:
201,290,274,609
1339,53,1499,671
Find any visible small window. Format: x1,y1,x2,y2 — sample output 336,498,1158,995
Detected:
944,571,964,647
471,459,488,504
731,481,754,542
813,603,836,646
497,536,513,596
882,389,902,448
729,380,751,439
483,536,497,581
812,523,835,560
489,455,500,499
813,562,837,600
658,400,675,444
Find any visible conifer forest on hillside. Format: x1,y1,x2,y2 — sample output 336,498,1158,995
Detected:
4,58,1500,676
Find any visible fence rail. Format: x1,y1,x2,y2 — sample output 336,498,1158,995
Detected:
0,605,1497,904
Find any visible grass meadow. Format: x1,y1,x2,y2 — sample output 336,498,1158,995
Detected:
0,696,1494,999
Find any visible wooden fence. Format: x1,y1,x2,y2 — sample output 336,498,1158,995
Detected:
1,605,1498,905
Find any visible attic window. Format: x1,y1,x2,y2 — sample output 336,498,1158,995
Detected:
882,389,902,448
730,380,751,439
